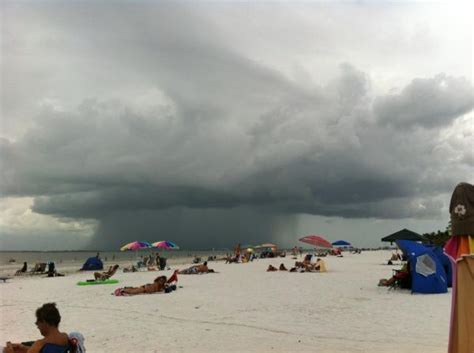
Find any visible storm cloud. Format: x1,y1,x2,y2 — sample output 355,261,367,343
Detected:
1,2,473,249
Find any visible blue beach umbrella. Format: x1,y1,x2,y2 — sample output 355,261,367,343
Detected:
332,240,352,247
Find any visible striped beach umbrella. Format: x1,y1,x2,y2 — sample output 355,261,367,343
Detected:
152,241,180,250
120,241,152,251
299,235,333,249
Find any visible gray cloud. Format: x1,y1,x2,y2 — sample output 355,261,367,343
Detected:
1,2,473,249
3,67,471,222
374,74,474,128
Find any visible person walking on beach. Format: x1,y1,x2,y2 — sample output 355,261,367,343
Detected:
234,243,241,258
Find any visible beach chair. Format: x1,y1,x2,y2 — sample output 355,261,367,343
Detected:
39,343,71,353
31,263,47,274
40,337,82,353
388,270,412,291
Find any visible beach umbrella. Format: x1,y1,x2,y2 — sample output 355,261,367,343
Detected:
332,240,352,247
299,235,333,249
151,241,180,250
120,241,152,251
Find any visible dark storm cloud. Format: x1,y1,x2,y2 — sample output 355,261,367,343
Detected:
1,2,473,249
3,65,471,229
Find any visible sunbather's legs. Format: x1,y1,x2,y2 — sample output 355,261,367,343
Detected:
122,286,146,295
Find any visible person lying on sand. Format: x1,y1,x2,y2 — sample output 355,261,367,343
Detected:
225,255,240,263
294,261,314,272
114,275,177,296
289,258,327,273
94,264,119,281
3,303,69,353
123,265,137,273
178,261,215,274
267,265,278,272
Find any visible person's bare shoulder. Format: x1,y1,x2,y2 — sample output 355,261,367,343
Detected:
26,339,45,353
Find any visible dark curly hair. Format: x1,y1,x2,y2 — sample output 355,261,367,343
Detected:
36,303,61,327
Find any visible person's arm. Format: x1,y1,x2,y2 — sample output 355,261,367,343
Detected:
3,342,29,353
25,340,43,353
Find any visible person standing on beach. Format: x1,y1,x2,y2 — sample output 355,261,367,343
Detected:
235,243,241,258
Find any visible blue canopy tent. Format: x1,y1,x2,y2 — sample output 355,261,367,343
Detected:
80,257,103,271
396,240,448,294
332,240,351,247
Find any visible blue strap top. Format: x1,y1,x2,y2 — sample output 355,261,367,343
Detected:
40,343,70,353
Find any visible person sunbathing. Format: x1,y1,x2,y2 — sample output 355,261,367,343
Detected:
267,265,278,272
179,261,214,274
15,262,27,276
279,263,288,271
123,265,137,273
295,254,313,268
117,276,169,296
94,264,119,281
312,258,327,272
3,303,69,353
225,255,239,264
378,263,410,287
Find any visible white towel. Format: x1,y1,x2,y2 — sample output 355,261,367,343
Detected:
69,331,86,353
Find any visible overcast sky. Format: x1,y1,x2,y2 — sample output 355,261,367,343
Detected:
1,1,473,250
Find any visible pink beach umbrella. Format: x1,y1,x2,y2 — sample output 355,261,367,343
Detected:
299,235,333,249
120,241,152,251
151,241,180,250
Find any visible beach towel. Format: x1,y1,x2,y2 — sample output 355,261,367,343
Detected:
113,288,130,296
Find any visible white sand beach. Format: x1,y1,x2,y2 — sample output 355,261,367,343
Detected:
0,250,450,353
